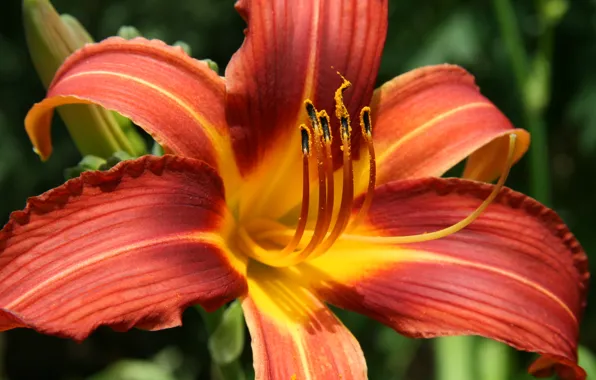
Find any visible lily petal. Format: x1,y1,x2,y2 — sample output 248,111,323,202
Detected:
242,263,366,380
369,65,530,185
299,178,588,380
0,155,247,341
25,37,236,180
226,0,388,175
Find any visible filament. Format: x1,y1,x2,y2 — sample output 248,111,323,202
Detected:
340,133,518,245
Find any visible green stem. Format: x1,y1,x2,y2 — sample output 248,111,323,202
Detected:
493,0,529,87
493,0,552,205
477,339,510,380
523,114,551,204
435,336,476,380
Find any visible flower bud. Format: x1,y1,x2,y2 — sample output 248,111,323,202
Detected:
23,0,144,159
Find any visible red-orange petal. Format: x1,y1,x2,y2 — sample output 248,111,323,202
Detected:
0,155,247,341
369,65,529,184
300,178,588,380
226,0,388,175
242,263,366,380
25,37,235,177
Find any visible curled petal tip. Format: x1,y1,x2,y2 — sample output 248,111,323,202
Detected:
371,64,529,183
25,36,234,177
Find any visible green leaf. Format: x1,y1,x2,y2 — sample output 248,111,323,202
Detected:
208,300,245,366
86,360,177,380
579,345,596,379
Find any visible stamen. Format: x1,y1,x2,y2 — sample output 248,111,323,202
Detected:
340,133,518,245
307,77,355,259
348,107,376,231
284,125,311,251
318,110,335,244
287,101,330,260
319,110,332,143
301,125,311,155
237,125,313,266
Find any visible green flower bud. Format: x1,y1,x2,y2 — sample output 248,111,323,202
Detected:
23,0,145,159
63,155,106,179
173,40,192,56
201,58,220,74
117,25,142,40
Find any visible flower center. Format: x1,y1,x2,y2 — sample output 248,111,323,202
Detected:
237,75,377,268
236,76,518,269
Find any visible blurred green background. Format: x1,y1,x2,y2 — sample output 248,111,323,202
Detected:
0,0,595,379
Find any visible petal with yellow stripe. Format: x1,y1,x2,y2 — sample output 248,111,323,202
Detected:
242,262,366,380
369,65,530,184
25,37,237,182
298,177,588,380
0,155,247,341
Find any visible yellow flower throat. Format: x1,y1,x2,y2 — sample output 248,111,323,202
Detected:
236,76,517,269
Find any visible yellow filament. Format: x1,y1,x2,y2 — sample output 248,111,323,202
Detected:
342,133,518,244
348,107,376,231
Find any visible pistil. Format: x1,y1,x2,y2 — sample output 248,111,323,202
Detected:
340,133,517,244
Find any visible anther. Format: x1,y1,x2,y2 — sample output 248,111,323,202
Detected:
307,74,355,259
300,125,311,156
304,100,320,133
290,100,330,263
340,116,351,140
318,111,332,142
361,107,372,137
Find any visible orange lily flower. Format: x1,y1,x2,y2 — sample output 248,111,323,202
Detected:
0,1,589,379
